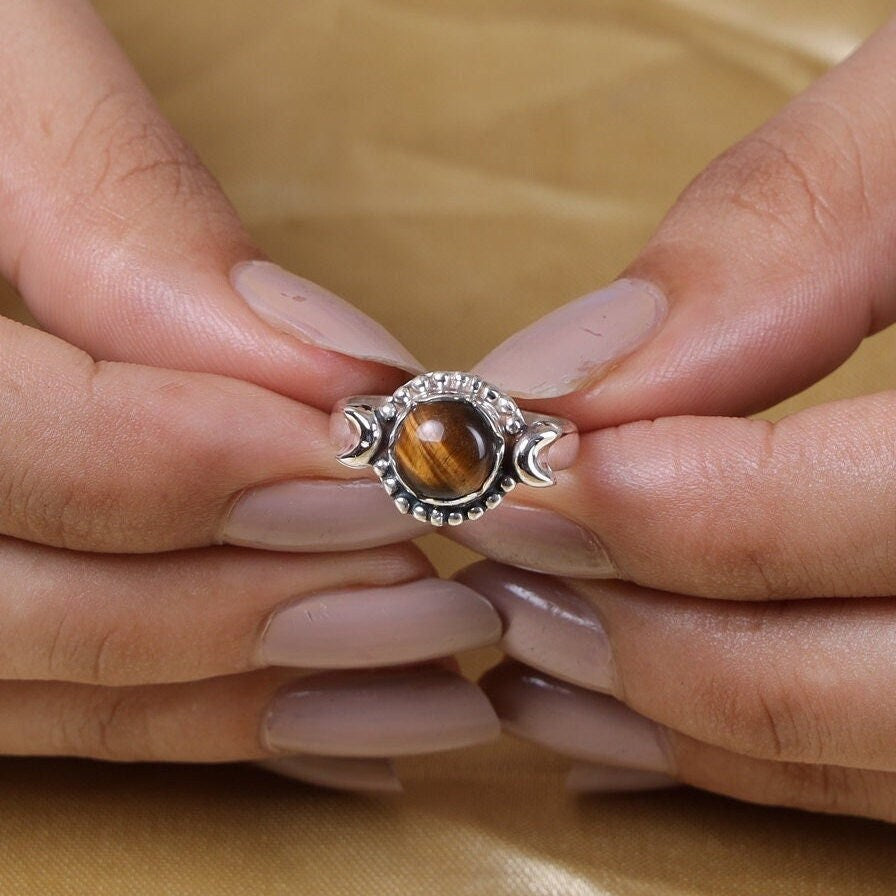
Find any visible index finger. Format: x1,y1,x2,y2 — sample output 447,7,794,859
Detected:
0,0,419,408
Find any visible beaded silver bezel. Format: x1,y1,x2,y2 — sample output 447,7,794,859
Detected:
336,371,570,527
374,371,521,526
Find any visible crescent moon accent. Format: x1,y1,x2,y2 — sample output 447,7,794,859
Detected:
335,402,383,468
512,420,563,487
333,372,577,526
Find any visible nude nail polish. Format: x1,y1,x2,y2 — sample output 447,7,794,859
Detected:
257,579,502,669
457,562,617,693
565,763,678,794
481,661,673,773
231,260,423,372
258,755,403,793
220,478,420,551
473,279,667,399
449,502,617,579
264,667,500,757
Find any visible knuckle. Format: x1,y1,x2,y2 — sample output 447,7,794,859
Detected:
53,621,136,687
91,691,141,761
1,356,224,550
720,135,835,241
62,88,212,216
683,109,870,253
709,534,799,599
810,765,869,815
784,764,879,818
53,475,118,551
43,602,93,682
0,447,109,549
58,688,149,761
747,759,831,809
801,763,847,809
0,355,122,549
748,679,807,762
745,761,895,822
778,702,833,767
703,657,830,763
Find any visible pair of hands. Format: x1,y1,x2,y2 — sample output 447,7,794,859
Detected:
3,1,895,820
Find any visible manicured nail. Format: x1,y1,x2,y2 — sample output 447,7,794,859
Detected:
258,579,502,669
221,478,420,551
474,278,666,399
449,502,616,578
232,260,423,372
565,763,678,794
258,756,402,793
330,410,356,456
480,661,673,773
457,562,616,693
264,667,500,757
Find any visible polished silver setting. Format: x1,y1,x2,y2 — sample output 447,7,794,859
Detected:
335,371,576,526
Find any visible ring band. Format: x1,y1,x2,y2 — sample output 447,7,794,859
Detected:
335,371,578,527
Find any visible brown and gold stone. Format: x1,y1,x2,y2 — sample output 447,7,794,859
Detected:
392,399,497,502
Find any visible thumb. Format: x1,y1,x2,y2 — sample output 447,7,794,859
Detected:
0,0,420,410
473,14,896,430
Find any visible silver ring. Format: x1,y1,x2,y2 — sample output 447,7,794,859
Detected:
334,371,578,527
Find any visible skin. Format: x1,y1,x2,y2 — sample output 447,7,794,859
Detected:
0,0,504,778
3,0,896,822
456,13,896,822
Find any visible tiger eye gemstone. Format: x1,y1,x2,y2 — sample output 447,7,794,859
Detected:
393,400,495,501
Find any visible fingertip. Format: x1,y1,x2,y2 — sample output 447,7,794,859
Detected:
472,279,667,403
256,755,404,794
458,562,617,694
480,661,673,774
255,578,503,670
230,260,425,375
565,762,679,794
448,500,617,579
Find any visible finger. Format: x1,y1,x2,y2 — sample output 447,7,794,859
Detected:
0,0,419,408
473,15,896,429
0,665,499,762
0,319,421,552
0,540,500,685
463,561,896,770
453,392,896,596
257,756,403,794
482,661,896,824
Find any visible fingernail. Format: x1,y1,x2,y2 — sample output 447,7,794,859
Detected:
221,479,420,551
546,431,579,472
264,667,500,757
257,756,402,793
257,579,502,669
565,763,678,794
457,562,617,693
480,661,674,773
330,410,356,455
450,502,616,578
232,260,423,373
474,278,666,399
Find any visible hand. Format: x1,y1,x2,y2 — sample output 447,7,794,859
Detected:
454,15,896,820
0,0,501,787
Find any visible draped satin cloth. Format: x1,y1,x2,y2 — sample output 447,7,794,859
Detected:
1,1,894,892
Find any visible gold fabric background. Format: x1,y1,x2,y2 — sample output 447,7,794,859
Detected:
1,1,895,891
